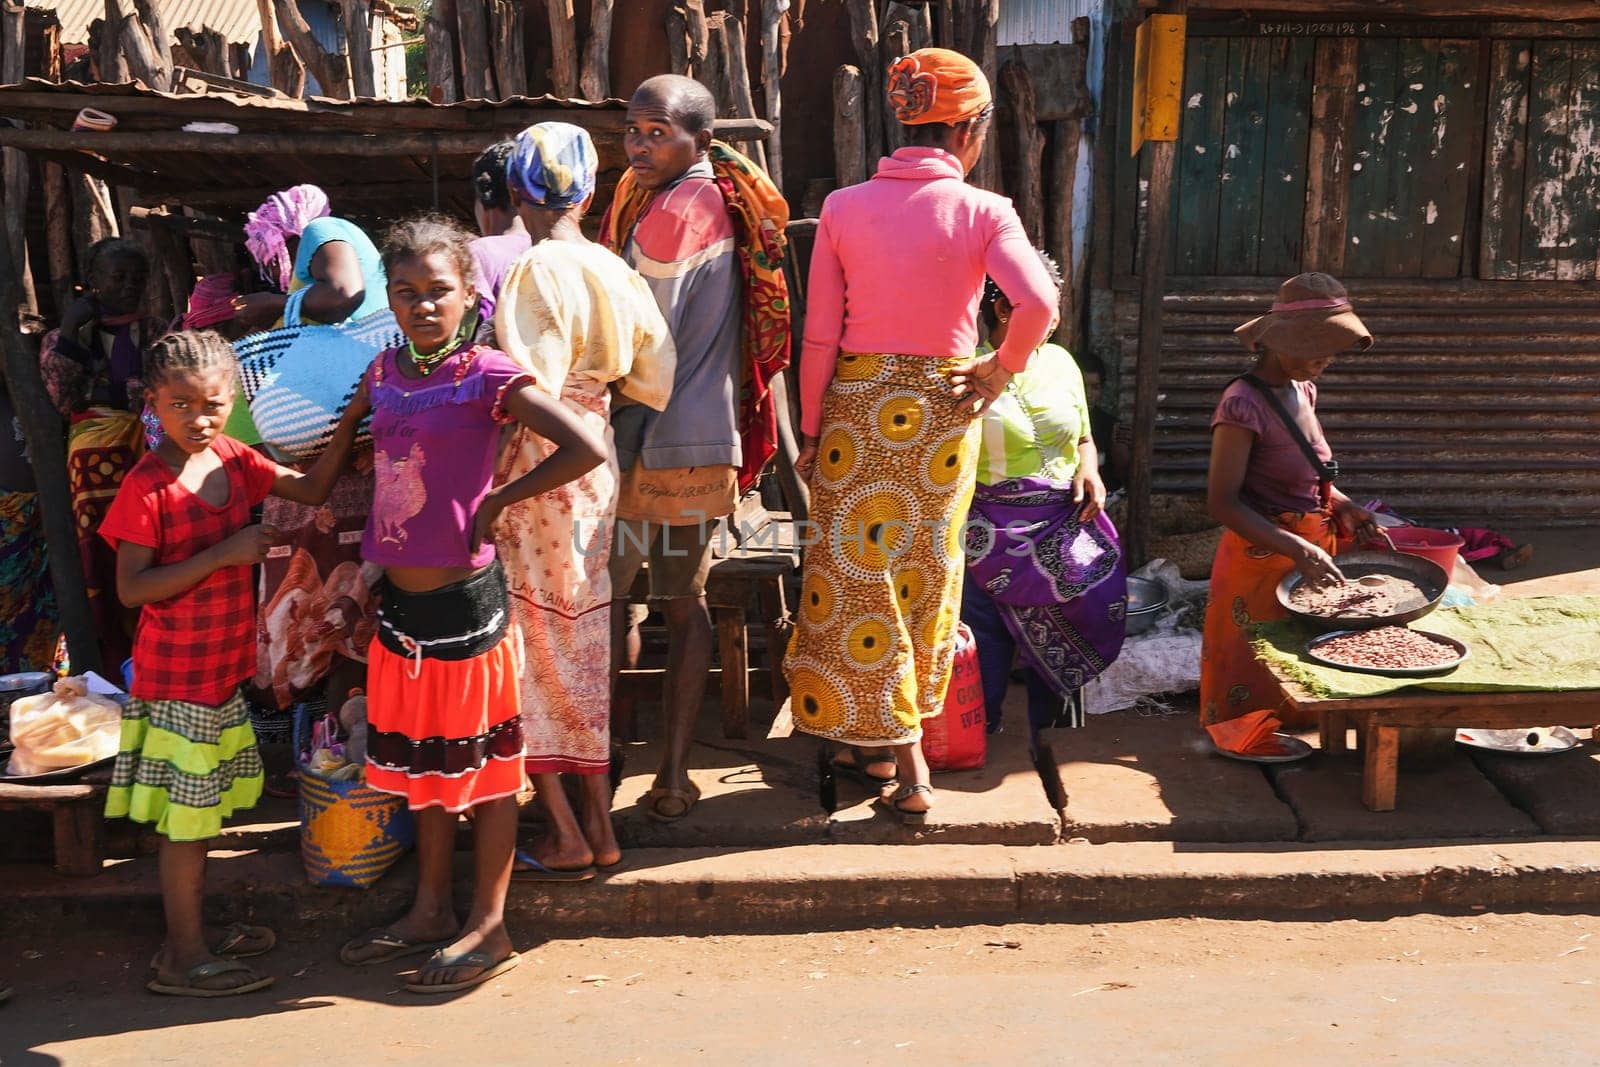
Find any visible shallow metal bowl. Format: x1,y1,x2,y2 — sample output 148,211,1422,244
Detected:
1276,550,1449,633
1125,576,1168,635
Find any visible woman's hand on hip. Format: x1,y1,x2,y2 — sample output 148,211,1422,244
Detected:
947,354,1011,416
471,490,507,554
1073,466,1106,522
795,436,819,486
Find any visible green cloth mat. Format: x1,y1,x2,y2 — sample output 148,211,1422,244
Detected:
1251,595,1600,700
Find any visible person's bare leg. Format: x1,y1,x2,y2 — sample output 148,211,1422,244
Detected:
652,594,712,808
577,772,621,866
888,742,934,812
344,805,459,963
413,797,517,987
520,772,594,870
154,840,262,989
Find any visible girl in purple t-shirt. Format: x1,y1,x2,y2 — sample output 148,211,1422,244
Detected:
339,215,604,994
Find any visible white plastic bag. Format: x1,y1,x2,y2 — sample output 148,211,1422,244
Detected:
5,677,122,776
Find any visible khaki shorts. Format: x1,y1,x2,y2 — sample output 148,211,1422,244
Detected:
609,517,717,601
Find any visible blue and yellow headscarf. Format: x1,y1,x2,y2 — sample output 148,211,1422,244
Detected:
506,122,597,209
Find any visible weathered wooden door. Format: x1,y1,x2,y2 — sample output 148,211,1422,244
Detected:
1482,40,1600,280
1168,30,1484,280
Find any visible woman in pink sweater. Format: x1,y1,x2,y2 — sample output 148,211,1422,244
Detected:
788,48,1058,822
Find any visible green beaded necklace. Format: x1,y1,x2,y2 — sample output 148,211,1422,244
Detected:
405,323,471,376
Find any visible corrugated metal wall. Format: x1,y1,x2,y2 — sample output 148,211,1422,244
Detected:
1113,281,1600,524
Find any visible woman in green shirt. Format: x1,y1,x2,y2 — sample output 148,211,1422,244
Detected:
961,254,1126,738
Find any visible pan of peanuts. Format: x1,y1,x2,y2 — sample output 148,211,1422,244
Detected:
1275,550,1451,633
1305,626,1470,677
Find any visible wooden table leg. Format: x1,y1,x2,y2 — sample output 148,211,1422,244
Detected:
1321,710,1348,755
1362,719,1400,812
53,796,106,876
716,606,749,739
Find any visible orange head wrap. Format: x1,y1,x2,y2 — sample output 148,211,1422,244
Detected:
886,47,992,126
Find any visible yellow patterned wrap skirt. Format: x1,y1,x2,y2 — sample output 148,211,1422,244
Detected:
785,352,982,745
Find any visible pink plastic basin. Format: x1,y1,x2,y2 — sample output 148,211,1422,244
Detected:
1368,526,1464,576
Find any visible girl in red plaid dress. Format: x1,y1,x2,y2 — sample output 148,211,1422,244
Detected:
102,331,368,997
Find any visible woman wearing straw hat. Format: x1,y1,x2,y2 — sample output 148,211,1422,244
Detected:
788,47,1059,822
1202,273,1381,731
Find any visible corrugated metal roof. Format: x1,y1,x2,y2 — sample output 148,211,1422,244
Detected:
1111,281,1600,524
37,0,334,45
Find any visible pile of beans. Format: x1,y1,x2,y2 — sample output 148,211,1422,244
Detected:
1288,575,1426,619
1313,627,1460,670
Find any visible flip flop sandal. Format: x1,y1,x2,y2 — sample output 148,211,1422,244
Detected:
830,747,898,788
146,959,276,998
644,782,701,823
339,928,454,967
404,950,520,995
511,849,596,883
213,923,277,959
875,783,934,826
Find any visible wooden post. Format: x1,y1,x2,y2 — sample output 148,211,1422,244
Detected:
1,0,35,317
342,0,376,98
424,14,458,104
1049,117,1081,347
580,0,614,101
0,212,101,676
759,0,787,193
699,16,730,115
489,0,526,99
1000,58,1044,244
273,0,349,98
832,64,865,188
721,16,767,172
254,0,302,95
174,26,229,76
454,0,494,99
881,14,910,158
684,0,709,74
666,4,690,76
545,0,577,98
43,163,74,315
130,0,170,90
100,0,130,83
844,0,881,168
70,172,117,272
1126,6,1186,569
971,0,1000,191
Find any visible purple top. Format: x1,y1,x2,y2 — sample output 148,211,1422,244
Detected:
470,232,533,323
361,344,530,569
1210,379,1332,517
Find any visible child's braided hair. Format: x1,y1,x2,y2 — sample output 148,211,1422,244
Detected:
380,213,475,285
143,329,240,388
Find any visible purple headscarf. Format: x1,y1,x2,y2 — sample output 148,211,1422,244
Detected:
245,184,331,291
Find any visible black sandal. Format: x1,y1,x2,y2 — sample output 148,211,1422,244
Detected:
830,747,898,788
876,783,934,826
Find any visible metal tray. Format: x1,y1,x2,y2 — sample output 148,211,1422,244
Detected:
1277,550,1450,632
1456,727,1581,756
1305,627,1469,677
0,754,115,783
1213,733,1314,764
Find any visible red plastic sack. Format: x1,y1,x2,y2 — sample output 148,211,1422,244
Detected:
921,623,987,771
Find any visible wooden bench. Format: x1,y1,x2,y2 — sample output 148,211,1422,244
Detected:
619,550,796,740
0,780,108,876
1269,671,1600,812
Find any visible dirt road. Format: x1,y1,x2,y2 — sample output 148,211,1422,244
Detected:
4,913,1598,1065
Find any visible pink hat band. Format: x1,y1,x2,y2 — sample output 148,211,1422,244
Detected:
1269,297,1352,313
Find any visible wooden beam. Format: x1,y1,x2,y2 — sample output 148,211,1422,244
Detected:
0,209,101,676
580,0,614,101
832,63,865,188
127,204,242,242
1127,3,1187,569
1302,37,1356,274
844,0,881,169
424,14,459,104
684,0,709,72
1,0,35,317
1049,117,1081,348
174,26,231,77
129,0,170,90
666,4,691,75
454,0,494,99
999,58,1044,245
273,0,349,98
760,0,788,194
545,0,577,98
721,15,768,172
42,163,74,313
100,0,130,83
342,0,377,98
489,0,527,99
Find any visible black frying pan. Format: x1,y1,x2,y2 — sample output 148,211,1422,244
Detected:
1275,550,1450,632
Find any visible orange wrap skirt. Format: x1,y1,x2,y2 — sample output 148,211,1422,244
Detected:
364,565,527,812
1199,511,1336,728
